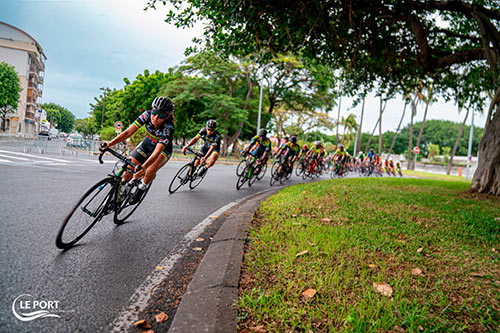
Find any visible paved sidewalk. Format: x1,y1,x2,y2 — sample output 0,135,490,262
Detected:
168,188,281,333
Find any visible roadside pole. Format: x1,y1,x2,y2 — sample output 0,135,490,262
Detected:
257,84,263,133
466,110,474,179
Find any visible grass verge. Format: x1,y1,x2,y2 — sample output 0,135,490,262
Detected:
238,178,499,332
402,170,471,183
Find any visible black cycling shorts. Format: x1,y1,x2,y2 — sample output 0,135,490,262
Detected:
131,139,171,165
199,143,220,156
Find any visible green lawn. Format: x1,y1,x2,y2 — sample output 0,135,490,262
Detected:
238,178,500,332
402,170,472,182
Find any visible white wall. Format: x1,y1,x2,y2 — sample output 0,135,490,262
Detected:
0,23,33,43
0,47,28,75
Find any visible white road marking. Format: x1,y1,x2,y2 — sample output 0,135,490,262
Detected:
110,188,276,332
0,158,14,163
0,149,72,162
0,153,31,161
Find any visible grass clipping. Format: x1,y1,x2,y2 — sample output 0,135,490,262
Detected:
238,178,500,332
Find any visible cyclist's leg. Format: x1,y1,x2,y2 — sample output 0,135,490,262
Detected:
126,140,150,183
143,151,170,185
205,149,219,169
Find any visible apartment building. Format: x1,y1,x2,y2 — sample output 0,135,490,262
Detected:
0,22,46,137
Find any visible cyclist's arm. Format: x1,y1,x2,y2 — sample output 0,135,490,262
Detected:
203,145,215,159
142,142,166,170
183,136,200,150
103,124,138,149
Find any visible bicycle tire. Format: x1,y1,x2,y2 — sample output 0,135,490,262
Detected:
248,165,260,186
256,163,267,180
189,169,206,189
270,172,280,186
114,180,152,225
169,164,191,194
236,170,248,190
236,159,247,176
56,177,115,249
270,161,279,177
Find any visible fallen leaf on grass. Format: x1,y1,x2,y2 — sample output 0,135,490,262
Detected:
418,325,424,331
495,217,500,222
493,248,496,252
416,247,424,253
296,250,309,257
320,217,332,223
155,312,168,323
396,239,407,244
302,288,317,299
311,214,317,218
301,191,307,194
470,272,485,278
249,325,266,333
308,242,315,246
344,197,349,202
155,266,164,270
291,214,298,218
134,320,151,329
196,237,204,242
368,264,377,268
193,247,203,251
373,282,393,297
411,268,423,275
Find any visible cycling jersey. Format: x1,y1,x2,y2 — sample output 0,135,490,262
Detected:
250,135,271,158
250,135,271,152
367,151,375,161
196,127,221,153
131,110,174,162
312,146,325,157
334,149,346,157
283,142,300,157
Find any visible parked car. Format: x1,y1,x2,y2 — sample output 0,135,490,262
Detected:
67,133,83,147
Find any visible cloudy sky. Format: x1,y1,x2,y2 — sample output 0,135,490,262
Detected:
0,0,489,134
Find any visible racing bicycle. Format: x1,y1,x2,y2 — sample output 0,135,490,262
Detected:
168,148,207,194
56,147,151,249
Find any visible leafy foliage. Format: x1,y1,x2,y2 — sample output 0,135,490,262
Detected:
41,102,76,133
0,61,21,130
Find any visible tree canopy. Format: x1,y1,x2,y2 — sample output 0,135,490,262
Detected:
0,61,21,131
42,102,76,133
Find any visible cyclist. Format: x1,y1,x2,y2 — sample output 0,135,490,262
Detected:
333,144,347,176
243,129,272,166
100,96,175,203
274,136,300,176
306,140,325,170
182,119,221,177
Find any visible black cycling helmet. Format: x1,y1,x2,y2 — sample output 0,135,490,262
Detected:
259,128,267,136
152,96,174,115
369,148,374,152
206,119,217,130
339,144,344,150
283,136,289,141
290,136,297,143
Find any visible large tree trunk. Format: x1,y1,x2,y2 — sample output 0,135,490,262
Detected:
388,99,408,157
378,97,383,155
415,92,431,151
447,106,470,175
336,96,341,146
355,97,365,155
407,98,416,170
470,90,500,195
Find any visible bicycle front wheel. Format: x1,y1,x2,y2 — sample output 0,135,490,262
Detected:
236,159,247,176
189,169,206,189
56,177,115,249
169,164,191,194
256,163,267,180
114,180,152,225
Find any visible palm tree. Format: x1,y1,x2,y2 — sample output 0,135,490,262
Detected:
388,95,410,157
415,85,434,152
447,103,470,175
341,113,358,148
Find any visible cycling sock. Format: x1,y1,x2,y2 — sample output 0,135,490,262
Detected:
138,180,147,191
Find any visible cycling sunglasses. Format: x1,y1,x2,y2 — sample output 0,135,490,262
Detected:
152,109,167,119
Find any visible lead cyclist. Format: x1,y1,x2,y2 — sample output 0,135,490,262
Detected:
100,96,175,203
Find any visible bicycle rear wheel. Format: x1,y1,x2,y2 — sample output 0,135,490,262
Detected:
270,161,279,177
169,164,191,194
114,180,152,225
189,169,206,189
56,177,115,249
248,165,260,186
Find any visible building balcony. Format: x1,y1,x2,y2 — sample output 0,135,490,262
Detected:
25,110,35,120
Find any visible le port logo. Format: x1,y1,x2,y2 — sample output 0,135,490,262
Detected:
12,294,64,322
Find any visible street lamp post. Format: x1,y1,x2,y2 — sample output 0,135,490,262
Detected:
99,87,110,131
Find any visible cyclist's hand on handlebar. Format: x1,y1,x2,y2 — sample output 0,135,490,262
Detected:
181,146,187,154
99,142,108,153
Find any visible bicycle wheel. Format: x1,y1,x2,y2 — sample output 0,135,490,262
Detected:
270,161,279,177
169,164,191,194
270,170,280,186
236,170,248,190
279,171,287,184
295,162,303,176
256,163,267,180
56,177,115,249
248,165,260,186
114,180,152,225
189,169,206,189
236,159,247,176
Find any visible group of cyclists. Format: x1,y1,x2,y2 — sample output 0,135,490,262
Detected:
100,96,403,197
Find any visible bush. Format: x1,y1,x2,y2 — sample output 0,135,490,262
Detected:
129,126,146,147
427,144,440,160
100,126,118,141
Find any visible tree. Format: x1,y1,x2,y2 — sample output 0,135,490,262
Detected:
340,113,357,148
388,97,409,157
0,62,21,132
150,0,500,194
41,103,75,133
415,85,435,153
447,105,470,175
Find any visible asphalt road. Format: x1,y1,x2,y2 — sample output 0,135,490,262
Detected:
0,141,327,332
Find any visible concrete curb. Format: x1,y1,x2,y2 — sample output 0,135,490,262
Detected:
168,187,282,333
